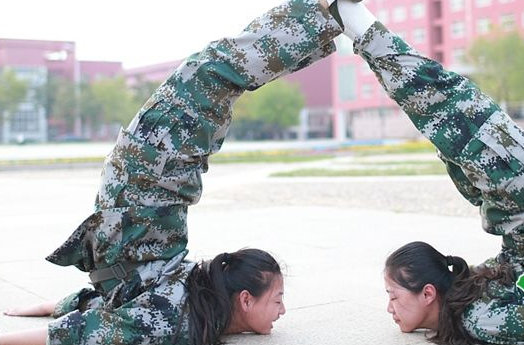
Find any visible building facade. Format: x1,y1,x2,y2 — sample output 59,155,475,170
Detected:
332,0,524,140
2,1,524,143
0,38,122,143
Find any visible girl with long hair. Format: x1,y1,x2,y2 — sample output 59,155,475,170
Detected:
1,1,343,344
328,0,524,343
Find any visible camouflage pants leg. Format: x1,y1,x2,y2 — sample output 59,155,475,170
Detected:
354,22,524,344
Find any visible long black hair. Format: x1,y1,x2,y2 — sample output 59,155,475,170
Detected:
385,241,514,345
184,248,281,345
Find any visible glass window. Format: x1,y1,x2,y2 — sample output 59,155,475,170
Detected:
477,18,491,34
476,0,492,8
393,6,407,22
450,0,465,12
451,21,466,37
452,48,465,64
412,28,426,43
338,65,357,101
11,109,39,132
501,13,515,30
411,3,425,19
434,51,444,64
361,84,374,99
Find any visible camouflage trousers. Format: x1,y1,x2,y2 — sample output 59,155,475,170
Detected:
354,22,524,344
46,1,342,344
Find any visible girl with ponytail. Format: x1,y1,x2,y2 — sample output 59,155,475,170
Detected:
384,242,516,345
185,249,285,345
1,0,336,343
325,0,524,343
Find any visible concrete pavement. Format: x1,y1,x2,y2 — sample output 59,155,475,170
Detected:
0,162,500,344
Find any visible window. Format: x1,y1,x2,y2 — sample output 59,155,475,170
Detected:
434,51,444,64
377,9,388,24
393,6,407,22
361,84,374,99
411,3,425,19
338,65,357,101
433,27,443,44
432,1,442,18
11,109,39,132
477,18,491,34
501,13,515,31
412,28,426,43
451,21,466,37
476,0,491,8
450,0,465,12
452,48,465,64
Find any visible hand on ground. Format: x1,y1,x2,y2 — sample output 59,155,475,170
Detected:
3,301,56,317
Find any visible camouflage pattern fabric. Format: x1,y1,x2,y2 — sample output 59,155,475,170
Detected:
44,0,342,344
354,22,524,344
48,253,194,345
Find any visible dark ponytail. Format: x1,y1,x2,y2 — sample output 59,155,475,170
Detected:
385,241,514,345
185,248,281,345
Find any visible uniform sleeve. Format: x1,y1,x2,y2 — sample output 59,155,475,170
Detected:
52,288,103,319
462,281,524,344
353,22,524,261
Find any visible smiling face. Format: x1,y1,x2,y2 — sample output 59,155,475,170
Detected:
244,274,286,334
384,274,440,333
228,273,286,335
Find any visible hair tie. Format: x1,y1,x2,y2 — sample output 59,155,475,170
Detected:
222,252,231,265
446,255,454,267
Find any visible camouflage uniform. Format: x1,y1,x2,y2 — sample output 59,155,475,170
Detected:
43,1,342,344
354,22,524,344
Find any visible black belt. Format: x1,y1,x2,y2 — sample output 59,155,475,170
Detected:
89,262,142,284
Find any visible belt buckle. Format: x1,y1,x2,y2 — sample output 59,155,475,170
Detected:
110,263,128,280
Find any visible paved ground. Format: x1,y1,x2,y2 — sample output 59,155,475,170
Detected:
0,157,501,344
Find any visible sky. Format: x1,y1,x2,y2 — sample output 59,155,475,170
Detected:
1,0,284,68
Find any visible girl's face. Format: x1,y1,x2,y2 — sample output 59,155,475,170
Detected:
243,274,286,334
384,275,438,333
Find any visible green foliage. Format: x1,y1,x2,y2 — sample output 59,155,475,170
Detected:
467,29,524,104
35,75,153,137
131,78,161,106
87,76,140,127
0,68,28,116
231,79,305,139
41,76,77,128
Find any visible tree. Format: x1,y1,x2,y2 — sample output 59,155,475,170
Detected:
0,68,28,126
231,79,305,139
467,29,524,108
86,76,140,130
131,77,161,106
38,76,77,129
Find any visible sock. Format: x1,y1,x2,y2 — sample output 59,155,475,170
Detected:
331,1,377,40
